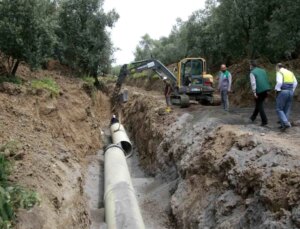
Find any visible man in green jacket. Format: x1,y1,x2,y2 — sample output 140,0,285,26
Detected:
249,60,271,126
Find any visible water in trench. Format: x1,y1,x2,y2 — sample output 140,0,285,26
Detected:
84,128,176,229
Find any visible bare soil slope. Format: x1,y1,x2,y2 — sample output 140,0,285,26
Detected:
0,64,110,229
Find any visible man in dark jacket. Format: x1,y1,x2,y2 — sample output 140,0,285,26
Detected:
163,77,172,112
249,60,271,126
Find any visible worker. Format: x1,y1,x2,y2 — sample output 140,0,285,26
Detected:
249,60,271,126
111,114,119,125
275,63,298,130
218,64,232,111
163,77,172,113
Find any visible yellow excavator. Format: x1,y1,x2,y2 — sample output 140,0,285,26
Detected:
115,57,216,107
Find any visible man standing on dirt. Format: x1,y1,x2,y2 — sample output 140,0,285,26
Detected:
249,60,271,126
163,77,172,113
275,63,298,130
218,64,232,111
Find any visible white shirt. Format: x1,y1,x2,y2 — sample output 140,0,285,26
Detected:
250,73,256,94
275,71,298,92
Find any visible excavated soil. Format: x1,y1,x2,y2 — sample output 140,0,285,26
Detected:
0,64,111,229
2,59,300,228
117,85,300,229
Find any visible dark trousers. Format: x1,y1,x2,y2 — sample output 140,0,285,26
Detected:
251,91,268,124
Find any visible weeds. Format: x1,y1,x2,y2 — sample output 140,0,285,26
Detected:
82,76,95,87
0,141,39,228
31,78,60,96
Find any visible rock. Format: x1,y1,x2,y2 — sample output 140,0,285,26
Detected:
292,206,300,227
0,82,22,95
14,152,25,160
216,190,242,217
236,135,259,150
291,120,300,126
39,104,57,115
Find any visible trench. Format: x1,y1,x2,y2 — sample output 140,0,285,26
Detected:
83,125,176,228
81,91,300,229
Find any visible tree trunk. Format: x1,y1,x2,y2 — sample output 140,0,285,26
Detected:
11,59,20,76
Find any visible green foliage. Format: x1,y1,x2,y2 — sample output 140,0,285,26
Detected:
132,72,147,79
133,0,300,66
82,76,95,86
56,0,119,76
8,186,40,210
234,74,251,91
0,155,11,187
0,0,119,76
0,186,13,229
0,76,22,85
0,144,39,228
110,65,122,76
31,78,60,96
0,0,58,74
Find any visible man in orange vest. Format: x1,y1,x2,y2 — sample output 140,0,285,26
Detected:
275,63,298,131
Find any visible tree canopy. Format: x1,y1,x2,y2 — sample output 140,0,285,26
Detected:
0,0,118,76
134,0,300,66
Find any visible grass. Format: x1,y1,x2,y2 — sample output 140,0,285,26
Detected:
0,141,39,228
31,78,60,96
82,76,95,87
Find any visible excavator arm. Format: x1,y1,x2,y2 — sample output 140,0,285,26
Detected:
116,59,178,94
114,59,190,108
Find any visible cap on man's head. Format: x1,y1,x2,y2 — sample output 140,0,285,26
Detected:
163,76,167,81
112,114,116,118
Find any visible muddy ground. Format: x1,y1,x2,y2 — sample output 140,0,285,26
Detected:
118,85,300,229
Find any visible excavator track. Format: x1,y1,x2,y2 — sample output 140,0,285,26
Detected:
171,94,190,108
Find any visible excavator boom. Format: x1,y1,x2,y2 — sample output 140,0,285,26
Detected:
116,59,178,93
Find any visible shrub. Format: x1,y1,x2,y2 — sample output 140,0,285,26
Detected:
31,78,60,96
82,76,95,87
0,76,22,85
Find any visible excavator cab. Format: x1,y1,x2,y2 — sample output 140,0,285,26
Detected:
180,58,203,86
177,58,214,103
178,58,213,87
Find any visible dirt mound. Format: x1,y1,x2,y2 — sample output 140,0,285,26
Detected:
120,86,300,229
0,66,110,228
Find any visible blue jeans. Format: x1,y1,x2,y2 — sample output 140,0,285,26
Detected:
276,90,293,127
221,90,229,111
